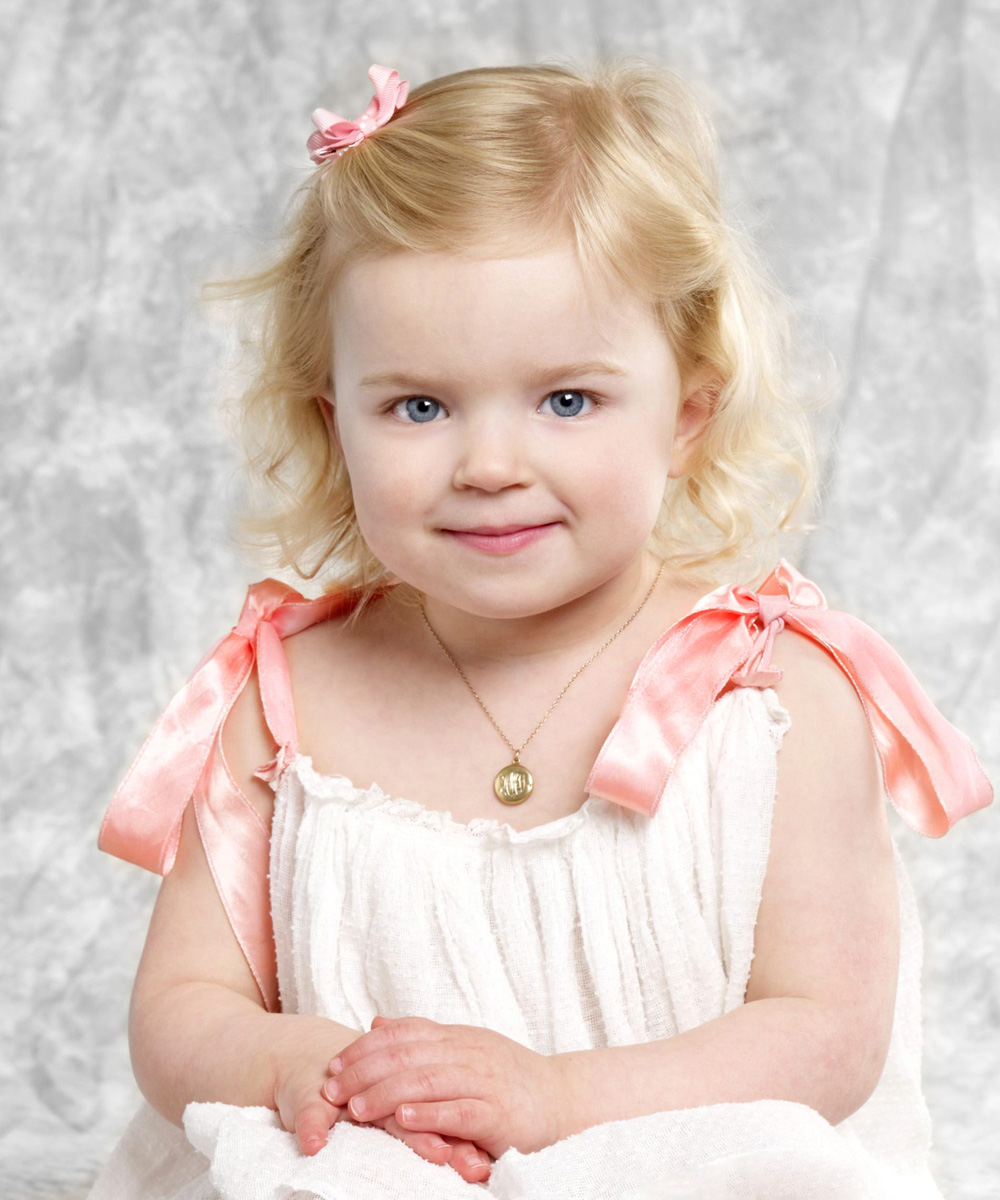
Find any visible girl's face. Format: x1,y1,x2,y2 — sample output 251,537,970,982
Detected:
320,239,715,629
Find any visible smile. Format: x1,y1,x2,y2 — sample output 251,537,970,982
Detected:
443,523,559,554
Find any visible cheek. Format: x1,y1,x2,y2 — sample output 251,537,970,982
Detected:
582,436,669,525
337,424,423,512
351,473,421,529
344,451,429,539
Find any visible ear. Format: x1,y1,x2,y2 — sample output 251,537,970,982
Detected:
317,391,343,456
667,367,721,479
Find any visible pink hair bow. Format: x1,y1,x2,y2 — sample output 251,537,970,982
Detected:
307,63,409,163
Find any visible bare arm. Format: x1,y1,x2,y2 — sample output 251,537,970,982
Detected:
128,827,364,1129
127,662,362,1130
128,649,494,1180
553,629,900,1137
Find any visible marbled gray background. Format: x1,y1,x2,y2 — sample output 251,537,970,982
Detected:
2,1,998,1197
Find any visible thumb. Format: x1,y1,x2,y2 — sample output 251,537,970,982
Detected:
295,1097,338,1157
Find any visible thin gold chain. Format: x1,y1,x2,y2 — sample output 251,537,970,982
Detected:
419,560,665,762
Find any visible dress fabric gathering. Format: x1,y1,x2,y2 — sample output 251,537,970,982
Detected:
86,681,945,1200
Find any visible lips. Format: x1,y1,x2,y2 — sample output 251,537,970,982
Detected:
444,522,558,555
448,523,554,535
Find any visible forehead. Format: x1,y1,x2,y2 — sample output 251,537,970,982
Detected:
330,242,661,382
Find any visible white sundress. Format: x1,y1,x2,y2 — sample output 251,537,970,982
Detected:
87,560,992,1200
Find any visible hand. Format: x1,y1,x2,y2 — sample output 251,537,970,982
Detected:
347,1019,494,1184
321,1014,567,1161
268,1015,486,1180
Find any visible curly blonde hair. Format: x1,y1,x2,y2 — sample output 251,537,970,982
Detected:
205,56,828,627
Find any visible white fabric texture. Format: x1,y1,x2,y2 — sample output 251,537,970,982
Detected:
86,685,944,1199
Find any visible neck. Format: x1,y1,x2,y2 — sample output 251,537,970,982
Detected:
394,553,668,671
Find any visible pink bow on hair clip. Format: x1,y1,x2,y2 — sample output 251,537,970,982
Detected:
306,63,409,163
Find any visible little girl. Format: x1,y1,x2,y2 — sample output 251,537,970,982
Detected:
87,59,992,1200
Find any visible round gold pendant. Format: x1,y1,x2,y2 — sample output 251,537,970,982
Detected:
494,761,533,805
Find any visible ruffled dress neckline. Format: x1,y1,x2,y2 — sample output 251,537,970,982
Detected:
286,751,602,845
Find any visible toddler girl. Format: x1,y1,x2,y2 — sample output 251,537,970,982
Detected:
87,59,992,1200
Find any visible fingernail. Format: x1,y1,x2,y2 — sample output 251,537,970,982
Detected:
330,1056,343,1073
349,1095,366,1116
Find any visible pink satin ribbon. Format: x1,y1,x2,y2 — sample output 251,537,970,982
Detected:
97,579,380,1011
307,64,409,163
585,559,994,836
98,559,994,1011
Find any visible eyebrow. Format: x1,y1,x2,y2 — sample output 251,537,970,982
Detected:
358,360,629,389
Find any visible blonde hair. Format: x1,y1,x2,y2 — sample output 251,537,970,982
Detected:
205,56,828,628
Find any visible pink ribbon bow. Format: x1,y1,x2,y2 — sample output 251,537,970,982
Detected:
97,579,371,1011
307,63,409,163
97,559,993,1011
585,559,994,837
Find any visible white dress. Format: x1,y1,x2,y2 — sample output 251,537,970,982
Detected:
86,682,946,1200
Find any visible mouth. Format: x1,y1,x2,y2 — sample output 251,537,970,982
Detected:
442,522,560,554
447,523,553,535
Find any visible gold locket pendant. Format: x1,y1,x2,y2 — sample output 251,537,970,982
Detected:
420,559,664,812
493,753,533,806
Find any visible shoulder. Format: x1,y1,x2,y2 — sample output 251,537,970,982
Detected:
743,624,900,1118
243,591,397,776
764,623,888,848
280,584,416,696
714,626,873,773
767,624,871,740
219,598,359,821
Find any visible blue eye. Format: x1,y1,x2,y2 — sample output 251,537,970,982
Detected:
392,397,443,423
389,389,599,423
542,389,595,418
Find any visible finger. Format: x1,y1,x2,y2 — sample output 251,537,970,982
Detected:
378,1112,453,1164
396,1097,494,1147
440,1136,492,1183
329,1060,473,1125
326,1014,442,1076
295,1097,340,1157
324,1038,462,1112
326,1014,395,1075
379,1110,489,1185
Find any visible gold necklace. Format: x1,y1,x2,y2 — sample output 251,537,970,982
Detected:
418,561,665,807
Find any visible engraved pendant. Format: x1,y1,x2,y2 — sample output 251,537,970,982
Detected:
494,758,533,805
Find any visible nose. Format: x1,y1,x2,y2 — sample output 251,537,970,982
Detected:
451,411,533,492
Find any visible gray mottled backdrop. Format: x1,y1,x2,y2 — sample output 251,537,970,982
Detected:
2,1,998,1198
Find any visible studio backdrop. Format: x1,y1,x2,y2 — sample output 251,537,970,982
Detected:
2,2,998,1198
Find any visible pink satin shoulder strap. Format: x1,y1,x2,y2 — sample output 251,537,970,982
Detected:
585,558,994,837
97,577,373,1011
99,561,994,1011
